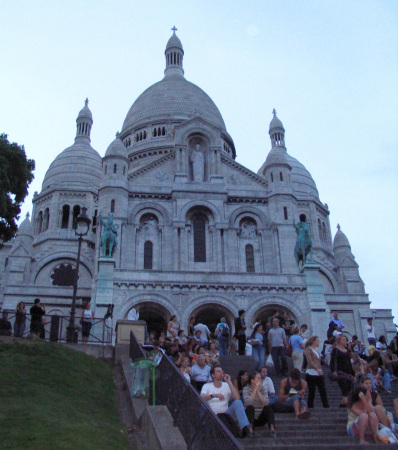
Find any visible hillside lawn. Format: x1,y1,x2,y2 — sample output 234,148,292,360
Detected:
0,340,130,449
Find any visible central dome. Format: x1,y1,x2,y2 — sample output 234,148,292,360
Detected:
122,75,226,133
121,32,226,134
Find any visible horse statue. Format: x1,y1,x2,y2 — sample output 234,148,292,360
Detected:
99,212,119,258
293,214,313,270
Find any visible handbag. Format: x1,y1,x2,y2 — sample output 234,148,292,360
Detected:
286,344,292,358
251,339,261,347
221,326,230,338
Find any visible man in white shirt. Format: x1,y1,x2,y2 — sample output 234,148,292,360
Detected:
127,305,140,321
194,322,211,344
259,366,279,405
366,317,377,345
201,366,251,437
191,354,212,392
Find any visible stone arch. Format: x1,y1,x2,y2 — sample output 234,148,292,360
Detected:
118,293,177,337
228,206,270,230
318,268,337,293
34,257,93,288
128,202,170,226
32,252,94,283
182,294,237,332
179,200,222,224
244,295,306,329
178,122,219,143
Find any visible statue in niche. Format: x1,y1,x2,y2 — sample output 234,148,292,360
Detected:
142,215,158,236
99,212,119,257
293,214,313,269
240,219,257,238
191,144,204,182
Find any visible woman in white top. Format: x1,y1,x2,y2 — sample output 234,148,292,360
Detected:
304,336,329,408
366,318,376,345
167,315,180,339
81,303,94,344
179,356,192,382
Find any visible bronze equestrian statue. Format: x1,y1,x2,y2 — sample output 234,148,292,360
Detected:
99,212,119,258
293,214,313,270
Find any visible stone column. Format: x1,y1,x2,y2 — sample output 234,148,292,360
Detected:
301,263,330,341
91,258,115,314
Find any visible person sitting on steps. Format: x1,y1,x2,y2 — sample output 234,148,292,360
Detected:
279,368,311,420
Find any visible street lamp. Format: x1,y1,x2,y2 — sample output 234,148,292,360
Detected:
66,207,91,343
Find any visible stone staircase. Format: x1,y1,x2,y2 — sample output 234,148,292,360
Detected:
219,355,398,449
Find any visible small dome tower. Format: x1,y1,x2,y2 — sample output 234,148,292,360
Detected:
164,26,184,78
76,98,93,143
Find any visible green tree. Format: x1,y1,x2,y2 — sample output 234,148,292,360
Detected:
0,134,35,242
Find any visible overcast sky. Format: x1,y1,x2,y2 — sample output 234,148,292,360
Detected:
1,1,397,322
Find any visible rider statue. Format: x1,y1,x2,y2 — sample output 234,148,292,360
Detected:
99,212,119,258
293,214,313,269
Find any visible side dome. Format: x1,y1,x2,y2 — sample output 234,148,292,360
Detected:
286,154,319,199
42,142,102,190
333,224,351,251
122,76,226,133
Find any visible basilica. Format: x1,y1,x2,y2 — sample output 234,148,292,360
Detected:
0,31,394,341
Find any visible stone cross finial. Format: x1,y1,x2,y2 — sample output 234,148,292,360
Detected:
337,223,341,230
85,98,89,106
171,25,178,34
116,131,120,137
272,108,277,117
26,212,30,219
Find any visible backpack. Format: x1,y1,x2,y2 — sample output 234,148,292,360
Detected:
221,325,230,338
217,413,240,437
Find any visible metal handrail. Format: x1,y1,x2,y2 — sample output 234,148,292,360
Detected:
2,311,113,345
129,330,242,449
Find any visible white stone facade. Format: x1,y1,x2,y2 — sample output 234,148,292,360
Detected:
0,32,395,342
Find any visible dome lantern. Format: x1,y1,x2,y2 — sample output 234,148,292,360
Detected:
75,98,93,143
269,108,286,149
164,26,184,78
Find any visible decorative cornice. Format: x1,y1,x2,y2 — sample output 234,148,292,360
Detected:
228,197,268,204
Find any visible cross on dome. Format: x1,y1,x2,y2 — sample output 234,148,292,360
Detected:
26,212,30,219
337,223,341,230
85,98,89,107
272,108,277,117
171,25,178,34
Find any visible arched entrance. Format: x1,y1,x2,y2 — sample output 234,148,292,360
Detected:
125,302,171,338
251,304,299,331
188,303,234,334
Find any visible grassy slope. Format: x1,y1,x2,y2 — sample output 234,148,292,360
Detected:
0,341,130,450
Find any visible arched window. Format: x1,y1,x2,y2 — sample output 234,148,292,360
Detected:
37,211,43,234
162,127,166,135
283,207,288,220
153,128,157,137
104,165,107,175
271,173,274,182
110,199,115,213
280,172,283,181
113,164,117,174
193,216,206,262
144,241,153,269
322,222,328,244
43,208,50,231
72,205,81,229
245,244,255,273
123,166,126,175
61,205,70,229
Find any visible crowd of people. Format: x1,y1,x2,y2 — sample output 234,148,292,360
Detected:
143,310,398,443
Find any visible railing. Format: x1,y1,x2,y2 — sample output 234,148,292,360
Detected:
2,311,113,345
129,330,146,360
129,331,242,450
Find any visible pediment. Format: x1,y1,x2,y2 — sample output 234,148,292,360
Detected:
9,242,31,258
340,254,358,268
221,154,268,190
128,151,176,185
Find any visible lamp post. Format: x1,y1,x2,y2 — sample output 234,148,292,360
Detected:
66,207,91,343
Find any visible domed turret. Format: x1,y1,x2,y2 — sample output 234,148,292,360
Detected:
333,224,355,265
258,110,319,199
105,132,127,158
16,212,34,246
42,101,102,190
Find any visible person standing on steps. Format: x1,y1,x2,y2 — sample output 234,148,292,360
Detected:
268,318,288,376
304,336,329,408
331,334,355,407
234,310,247,356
